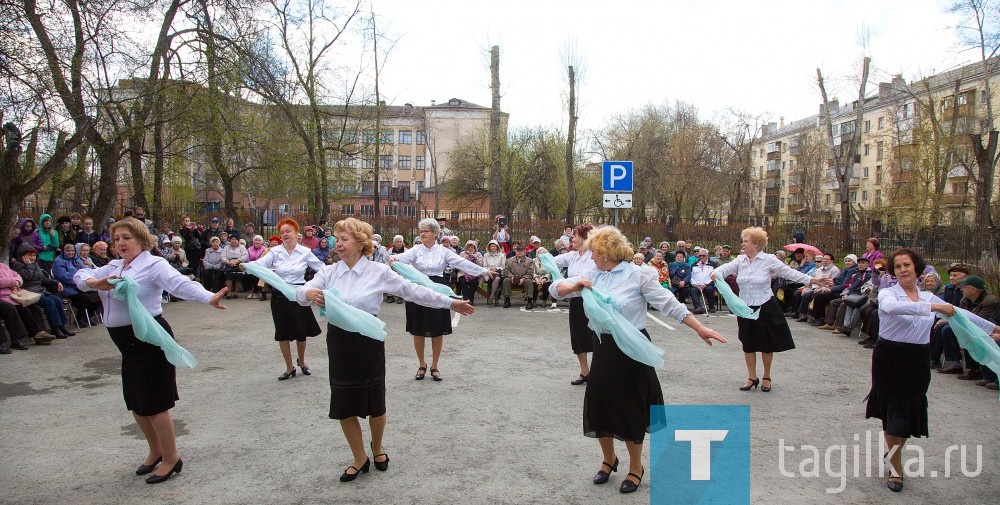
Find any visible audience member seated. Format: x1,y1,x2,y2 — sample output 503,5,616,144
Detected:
52,242,102,323
482,240,505,306
501,244,534,308
669,251,692,305
648,251,671,289
202,236,224,291
938,276,998,381
810,254,858,325
221,234,248,299
690,249,717,314
457,240,485,305
858,258,893,348
12,244,74,339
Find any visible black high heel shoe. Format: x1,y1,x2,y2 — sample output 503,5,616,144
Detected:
739,378,760,391
340,458,370,482
371,442,389,471
593,457,619,484
430,368,443,381
278,368,296,381
619,467,644,493
145,458,182,484
761,377,772,392
135,455,162,476
297,358,311,376
415,365,427,380
571,373,589,386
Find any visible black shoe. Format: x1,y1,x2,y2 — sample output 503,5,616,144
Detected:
278,368,296,381
259,293,267,301
708,307,717,313
929,360,941,369
739,378,760,391
761,377,772,392
415,365,426,380
297,358,311,376
10,339,28,351
430,368,443,381
371,442,389,471
887,476,903,492
59,325,76,337
494,298,500,307
863,340,876,349
145,458,182,484
571,374,588,385
620,467,644,493
503,297,511,308
593,457,619,484
0,342,10,354
525,301,533,310
136,456,162,475
692,308,706,315
340,458,370,482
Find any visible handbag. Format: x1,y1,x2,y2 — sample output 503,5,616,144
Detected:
844,293,867,308
10,290,42,306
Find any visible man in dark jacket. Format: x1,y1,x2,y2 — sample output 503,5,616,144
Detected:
819,257,871,329
810,254,859,325
938,276,999,381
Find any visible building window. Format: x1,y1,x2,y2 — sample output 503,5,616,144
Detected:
362,155,375,168
863,167,869,178
957,92,970,106
825,194,830,205
361,181,374,196
863,144,870,156
862,190,868,202
850,191,857,202
875,165,883,184
402,206,416,217
399,130,412,144
902,103,913,119
875,189,882,202
876,141,884,161
383,205,398,216
416,156,425,169
379,181,391,196
864,120,871,132
341,204,355,215
379,155,392,169
363,130,376,144
415,181,424,196
380,130,394,144
360,205,374,216
416,130,427,145
399,155,411,169
878,117,885,129
341,183,356,195
344,131,358,144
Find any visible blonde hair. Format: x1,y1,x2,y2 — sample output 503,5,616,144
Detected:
741,227,768,250
334,217,375,257
109,217,157,251
585,226,634,263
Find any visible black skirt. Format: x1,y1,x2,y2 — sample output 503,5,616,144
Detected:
270,288,321,342
107,316,178,416
865,338,930,438
568,297,595,354
736,297,795,353
327,324,386,420
405,275,452,337
583,329,664,443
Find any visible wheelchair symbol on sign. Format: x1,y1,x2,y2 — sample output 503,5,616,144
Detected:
614,195,626,207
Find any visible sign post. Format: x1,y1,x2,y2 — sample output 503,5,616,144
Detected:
602,161,634,227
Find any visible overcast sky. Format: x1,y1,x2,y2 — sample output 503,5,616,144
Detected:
372,0,974,132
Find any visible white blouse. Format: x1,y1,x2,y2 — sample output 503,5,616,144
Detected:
878,284,996,344
392,243,487,278
74,251,214,328
250,244,324,284
553,249,596,277
713,251,813,306
551,261,690,330
296,257,454,316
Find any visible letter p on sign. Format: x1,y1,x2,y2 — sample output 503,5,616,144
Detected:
602,161,633,192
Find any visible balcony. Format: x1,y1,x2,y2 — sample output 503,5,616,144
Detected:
787,184,801,194
767,150,781,161
765,180,779,189
848,177,861,187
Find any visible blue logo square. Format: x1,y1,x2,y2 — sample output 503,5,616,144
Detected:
601,160,633,192
650,405,750,505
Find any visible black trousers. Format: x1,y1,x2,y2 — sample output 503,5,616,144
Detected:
0,300,29,341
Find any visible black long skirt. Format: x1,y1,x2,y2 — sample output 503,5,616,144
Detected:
583,329,664,443
270,288,321,342
568,297,596,354
405,275,452,337
736,297,795,353
107,316,178,416
327,324,386,420
865,338,930,438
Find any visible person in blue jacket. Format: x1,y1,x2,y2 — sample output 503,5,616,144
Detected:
669,251,693,305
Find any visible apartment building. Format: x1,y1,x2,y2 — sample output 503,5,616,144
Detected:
753,59,1000,226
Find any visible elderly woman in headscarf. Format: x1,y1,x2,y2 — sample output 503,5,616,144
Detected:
482,240,506,305
456,240,485,305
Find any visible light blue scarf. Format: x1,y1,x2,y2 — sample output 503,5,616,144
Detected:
319,287,387,341
391,262,460,298
243,262,299,300
714,275,760,320
110,276,197,368
541,253,664,368
944,308,1000,400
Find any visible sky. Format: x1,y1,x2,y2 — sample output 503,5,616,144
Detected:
371,0,976,133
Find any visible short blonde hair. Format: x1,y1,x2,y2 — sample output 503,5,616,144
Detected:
741,227,768,250
586,226,634,263
334,217,375,257
109,217,157,251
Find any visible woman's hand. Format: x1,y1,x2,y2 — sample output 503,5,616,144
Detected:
697,326,728,346
210,287,229,309
710,272,718,282
576,278,593,291
86,275,119,291
451,299,475,315
387,255,397,266
305,288,324,306
812,276,833,287
931,303,956,317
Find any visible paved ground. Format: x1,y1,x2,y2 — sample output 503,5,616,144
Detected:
1,294,997,505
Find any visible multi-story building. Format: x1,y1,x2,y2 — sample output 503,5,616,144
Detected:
753,59,1000,226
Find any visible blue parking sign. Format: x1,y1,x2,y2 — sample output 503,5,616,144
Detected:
602,161,633,192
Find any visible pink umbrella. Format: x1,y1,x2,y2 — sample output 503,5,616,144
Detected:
783,243,823,256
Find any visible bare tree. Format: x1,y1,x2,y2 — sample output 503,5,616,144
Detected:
489,45,502,218
720,109,769,222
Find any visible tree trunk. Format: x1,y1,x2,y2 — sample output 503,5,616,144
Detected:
128,132,149,211
564,65,577,222
489,45,502,218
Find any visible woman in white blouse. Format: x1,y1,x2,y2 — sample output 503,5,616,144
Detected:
299,218,475,482
388,217,487,381
553,224,597,385
866,248,997,493
552,226,726,494
220,235,248,299
74,218,227,484
712,227,831,392
247,218,325,381
482,240,506,305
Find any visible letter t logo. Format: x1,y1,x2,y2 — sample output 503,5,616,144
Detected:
675,430,729,480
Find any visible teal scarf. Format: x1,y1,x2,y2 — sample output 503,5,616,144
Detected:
944,308,1000,400
390,262,460,298
110,276,197,368
714,276,760,320
320,287,387,341
243,262,299,300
